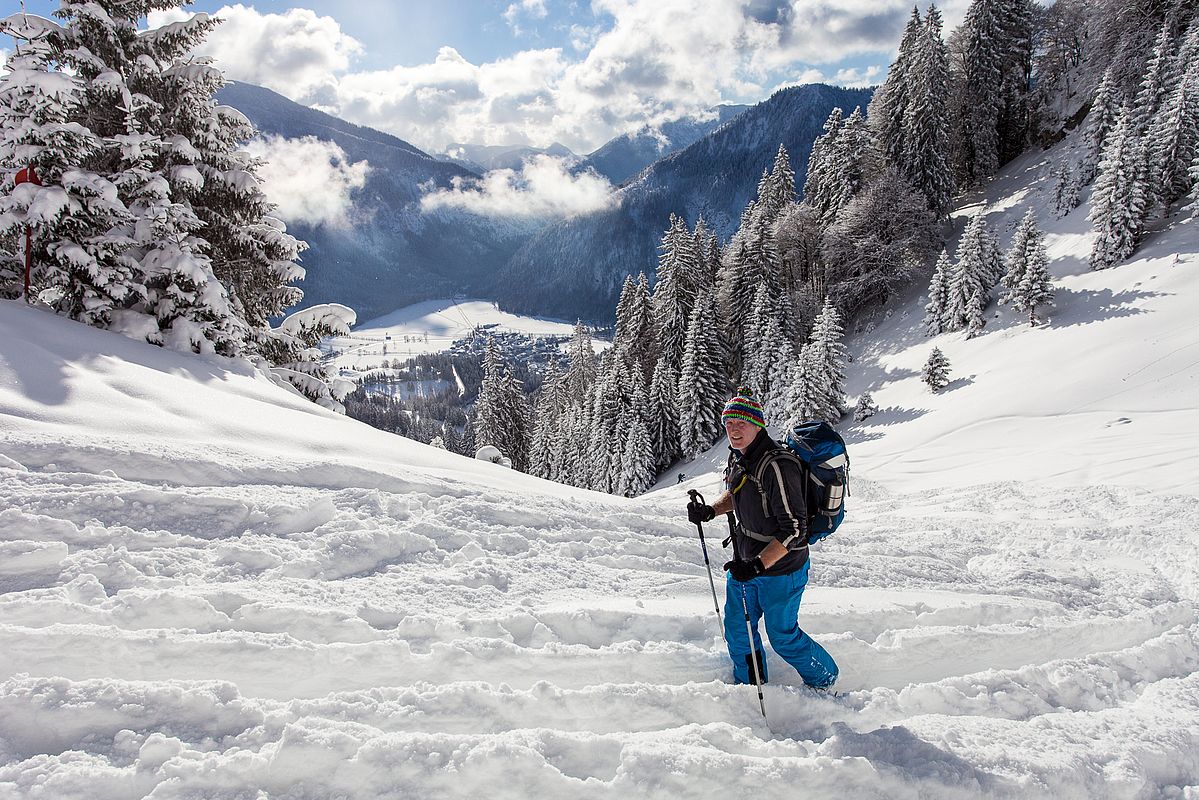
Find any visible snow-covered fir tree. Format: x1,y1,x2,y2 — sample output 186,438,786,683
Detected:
474,338,509,461
801,297,848,424
677,288,726,458
946,214,1001,337
1148,75,1198,207
473,338,531,472
741,281,787,411
922,347,952,391
923,249,953,335
1089,107,1151,269
648,355,681,472
869,7,923,171
1081,68,1123,183
652,215,694,377
900,4,955,217
1001,209,1054,325
782,344,821,427
950,0,1035,187
853,392,878,422
615,367,655,497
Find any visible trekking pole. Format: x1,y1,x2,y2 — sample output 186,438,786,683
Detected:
686,490,723,630
726,512,767,719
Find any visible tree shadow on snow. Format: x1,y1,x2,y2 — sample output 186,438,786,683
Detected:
942,376,975,392
843,405,929,443
1046,286,1162,329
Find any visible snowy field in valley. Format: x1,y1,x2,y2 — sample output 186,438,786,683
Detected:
326,299,589,372
3,140,1199,798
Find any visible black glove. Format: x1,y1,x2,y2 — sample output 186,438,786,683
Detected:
687,503,716,524
724,557,765,581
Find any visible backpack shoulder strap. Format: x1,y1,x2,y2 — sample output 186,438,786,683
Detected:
747,447,808,523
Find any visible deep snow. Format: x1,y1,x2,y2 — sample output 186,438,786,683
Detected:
2,136,1199,799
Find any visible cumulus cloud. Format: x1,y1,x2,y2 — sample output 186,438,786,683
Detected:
148,4,362,105
243,135,368,228
833,65,884,86
420,156,614,218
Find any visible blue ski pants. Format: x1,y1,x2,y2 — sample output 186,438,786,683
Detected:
723,562,838,688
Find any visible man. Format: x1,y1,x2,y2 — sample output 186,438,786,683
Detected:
687,391,839,689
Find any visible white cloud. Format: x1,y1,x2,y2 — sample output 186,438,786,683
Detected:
243,135,368,227
832,65,883,86
504,0,549,31
149,4,362,105
420,156,614,218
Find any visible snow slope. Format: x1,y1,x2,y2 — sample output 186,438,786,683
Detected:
842,142,1199,495
2,138,1199,797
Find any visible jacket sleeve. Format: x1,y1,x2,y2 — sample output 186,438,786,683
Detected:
762,456,809,548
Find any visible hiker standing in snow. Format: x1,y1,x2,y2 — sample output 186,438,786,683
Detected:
687,391,839,690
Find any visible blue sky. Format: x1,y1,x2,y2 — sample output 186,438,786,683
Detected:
10,1,972,154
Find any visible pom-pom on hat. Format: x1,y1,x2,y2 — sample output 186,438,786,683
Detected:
721,388,766,429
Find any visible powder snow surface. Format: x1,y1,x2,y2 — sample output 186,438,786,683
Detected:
2,138,1199,799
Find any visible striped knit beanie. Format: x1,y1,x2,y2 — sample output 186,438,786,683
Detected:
721,389,766,429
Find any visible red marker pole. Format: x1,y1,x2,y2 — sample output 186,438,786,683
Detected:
14,165,42,303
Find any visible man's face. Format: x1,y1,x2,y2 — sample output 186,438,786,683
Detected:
724,417,760,452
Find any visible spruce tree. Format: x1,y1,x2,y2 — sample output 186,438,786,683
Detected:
853,392,878,422
870,7,923,169
648,356,682,472
1001,209,1053,325
803,108,845,224
1082,68,1123,183
474,338,508,458
947,215,999,336
922,347,951,391
1089,108,1150,269
901,3,955,217
1149,77,1198,206
923,249,953,335
677,289,726,458
652,215,692,376
804,298,848,424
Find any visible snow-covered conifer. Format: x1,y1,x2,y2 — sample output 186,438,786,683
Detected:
652,215,693,375
1089,108,1150,269
1149,77,1198,206
677,289,726,458
1001,209,1054,325
901,4,955,216
922,347,951,391
870,7,923,169
947,215,999,336
474,338,508,457
782,344,821,428
803,297,848,424
1082,69,1123,183
924,249,953,335
648,356,681,472
853,392,878,422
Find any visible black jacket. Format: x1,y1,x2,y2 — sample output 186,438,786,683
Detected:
725,431,809,576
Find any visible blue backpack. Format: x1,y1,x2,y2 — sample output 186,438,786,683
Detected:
751,421,850,543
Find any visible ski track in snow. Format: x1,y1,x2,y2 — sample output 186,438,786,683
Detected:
2,454,1198,799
